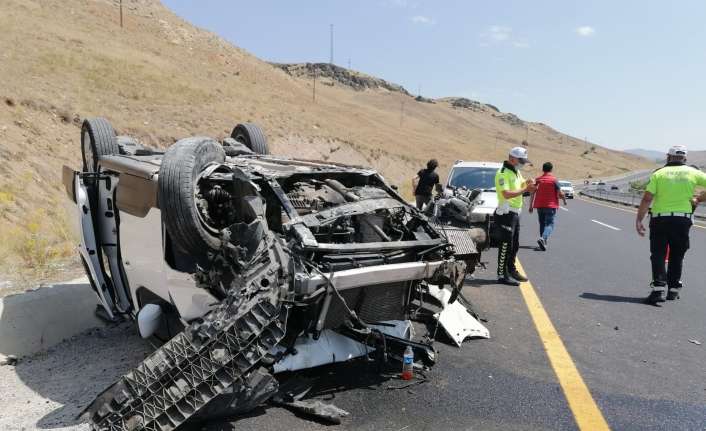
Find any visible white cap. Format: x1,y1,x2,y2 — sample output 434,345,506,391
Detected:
509,146,530,162
667,145,687,157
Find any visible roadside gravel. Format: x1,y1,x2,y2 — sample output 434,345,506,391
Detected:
0,323,152,431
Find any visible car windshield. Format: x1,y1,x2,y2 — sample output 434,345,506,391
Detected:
448,167,497,191
558,181,572,187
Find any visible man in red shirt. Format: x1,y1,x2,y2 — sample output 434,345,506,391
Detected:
529,162,567,251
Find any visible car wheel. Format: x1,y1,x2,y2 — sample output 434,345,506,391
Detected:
158,137,226,258
81,118,119,172
231,123,269,155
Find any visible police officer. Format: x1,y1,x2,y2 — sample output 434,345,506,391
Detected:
495,147,536,286
636,145,706,304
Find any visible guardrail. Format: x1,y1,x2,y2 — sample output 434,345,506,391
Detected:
580,189,706,220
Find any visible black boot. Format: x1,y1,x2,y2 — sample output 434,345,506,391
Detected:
646,282,666,305
498,275,520,286
666,289,680,300
509,269,528,282
667,281,682,300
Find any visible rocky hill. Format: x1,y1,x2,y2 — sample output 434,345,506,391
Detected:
0,0,652,291
273,63,410,95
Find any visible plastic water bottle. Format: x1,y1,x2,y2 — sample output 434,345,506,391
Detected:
401,346,414,380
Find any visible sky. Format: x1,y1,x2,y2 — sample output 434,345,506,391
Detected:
162,0,706,152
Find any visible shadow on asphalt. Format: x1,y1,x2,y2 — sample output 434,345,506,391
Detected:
15,323,152,430
201,360,401,429
580,292,649,304
466,278,501,287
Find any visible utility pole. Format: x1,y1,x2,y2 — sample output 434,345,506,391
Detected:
313,69,317,103
329,24,334,65
119,0,123,28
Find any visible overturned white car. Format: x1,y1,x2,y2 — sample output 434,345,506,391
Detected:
63,118,489,430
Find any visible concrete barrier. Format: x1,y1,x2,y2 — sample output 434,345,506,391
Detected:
0,277,104,357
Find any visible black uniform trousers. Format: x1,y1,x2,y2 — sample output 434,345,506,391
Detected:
649,216,692,289
496,211,520,277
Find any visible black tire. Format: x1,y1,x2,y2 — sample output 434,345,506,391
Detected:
231,123,269,155
158,137,226,257
81,118,119,172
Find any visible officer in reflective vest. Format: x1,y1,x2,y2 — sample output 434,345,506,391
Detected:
494,147,536,286
636,145,706,304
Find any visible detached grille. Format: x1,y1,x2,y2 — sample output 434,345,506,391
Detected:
324,282,409,328
433,225,478,256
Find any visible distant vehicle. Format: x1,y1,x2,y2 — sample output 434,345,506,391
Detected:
611,185,619,190
590,181,599,185
596,181,607,190
558,181,574,199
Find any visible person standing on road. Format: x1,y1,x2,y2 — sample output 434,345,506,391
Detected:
529,162,567,251
635,145,706,304
412,159,440,210
495,147,536,286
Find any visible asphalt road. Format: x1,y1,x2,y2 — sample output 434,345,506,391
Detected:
2,197,705,430
517,197,706,430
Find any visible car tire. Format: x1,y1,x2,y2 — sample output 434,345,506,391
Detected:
158,137,226,258
81,118,119,172
231,123,269,155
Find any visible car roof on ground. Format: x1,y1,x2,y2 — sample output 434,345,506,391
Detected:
451,161,503,169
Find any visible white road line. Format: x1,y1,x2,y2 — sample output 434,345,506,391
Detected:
559,207,569,212
591,219,621,231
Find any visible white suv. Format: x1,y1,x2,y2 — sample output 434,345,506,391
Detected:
445,161,502,221
558,180,574,199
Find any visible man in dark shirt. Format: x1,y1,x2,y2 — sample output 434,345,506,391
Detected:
413,159,440,209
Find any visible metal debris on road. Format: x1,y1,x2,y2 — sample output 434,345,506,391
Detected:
272,399,350,424
688,339,702,346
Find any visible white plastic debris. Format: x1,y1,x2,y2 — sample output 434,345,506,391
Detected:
273,320,413,373
427,284,490,346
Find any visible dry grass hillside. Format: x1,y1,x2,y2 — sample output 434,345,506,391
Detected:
0,0,652,292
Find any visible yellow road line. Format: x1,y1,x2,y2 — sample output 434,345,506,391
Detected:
515,261,611,431
578,196,706,230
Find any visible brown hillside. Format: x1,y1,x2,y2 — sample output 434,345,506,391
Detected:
0,0,652,292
